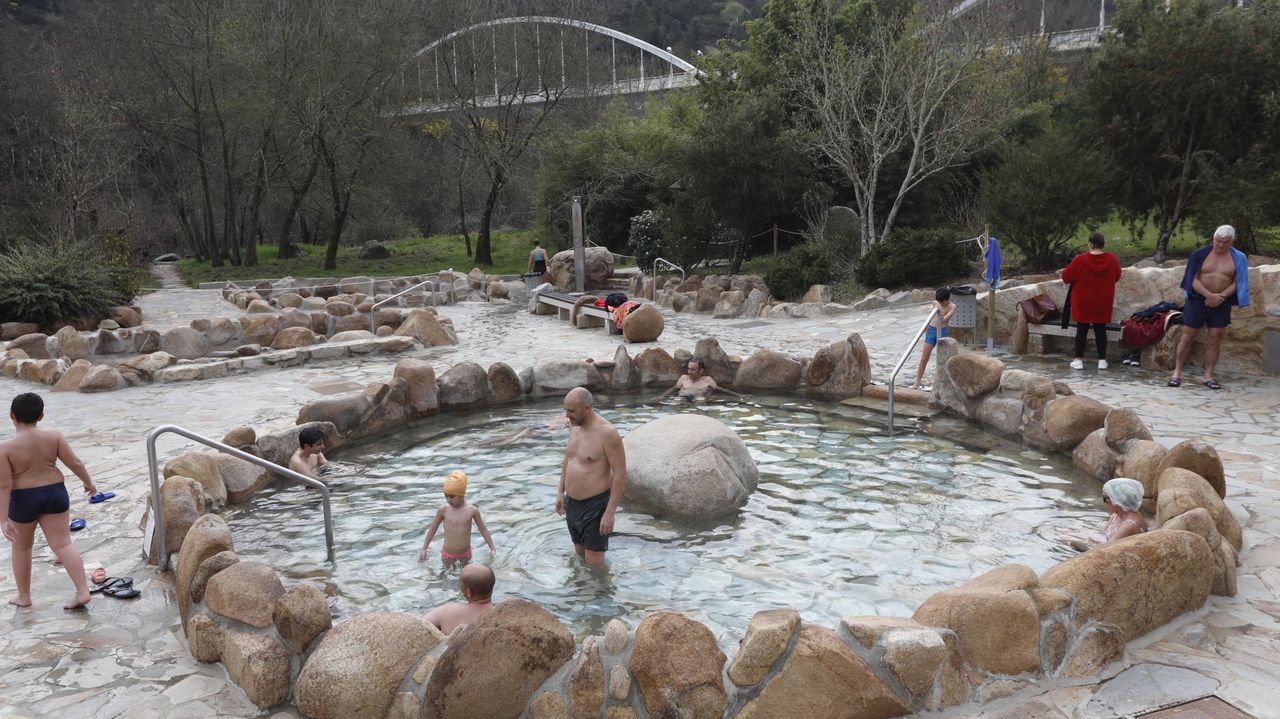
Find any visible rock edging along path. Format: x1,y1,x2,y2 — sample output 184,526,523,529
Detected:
149,335,1235,717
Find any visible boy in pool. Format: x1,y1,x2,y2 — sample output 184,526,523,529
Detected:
418,470,496,565
289,427,328,479
911,287,956,390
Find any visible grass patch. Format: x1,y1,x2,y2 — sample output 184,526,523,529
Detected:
175,232,543,287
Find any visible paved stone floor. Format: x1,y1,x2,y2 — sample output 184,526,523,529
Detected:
1,284,1277,719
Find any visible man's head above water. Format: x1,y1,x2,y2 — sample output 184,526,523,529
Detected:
563,387,594,427
460,563,495,601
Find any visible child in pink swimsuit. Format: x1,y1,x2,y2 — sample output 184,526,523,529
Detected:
418,470,496,565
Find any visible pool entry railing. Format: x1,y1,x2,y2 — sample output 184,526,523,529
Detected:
368,272,452,333
145,424,335,570
886,306,940,433
651,258,685,300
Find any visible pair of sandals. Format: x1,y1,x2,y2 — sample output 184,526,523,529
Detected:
1166,377,1222,390
90,576,140,599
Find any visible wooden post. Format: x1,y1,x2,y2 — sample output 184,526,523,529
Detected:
772,223,779,255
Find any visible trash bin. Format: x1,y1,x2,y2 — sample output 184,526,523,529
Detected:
522,273,545,293
949,285,978,329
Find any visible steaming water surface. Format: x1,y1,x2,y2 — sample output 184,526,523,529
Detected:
226,396,1100,645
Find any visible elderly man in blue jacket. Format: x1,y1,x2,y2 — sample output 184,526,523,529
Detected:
1168,224,1251,390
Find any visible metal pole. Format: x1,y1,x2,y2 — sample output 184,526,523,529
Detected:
572,196,586,293
887,307,940,434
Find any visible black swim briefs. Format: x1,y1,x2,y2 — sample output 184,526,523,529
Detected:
565,489,611,552
1182,295,1232,329
8,482,70,523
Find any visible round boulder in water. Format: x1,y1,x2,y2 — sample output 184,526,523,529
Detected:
623,414,758,519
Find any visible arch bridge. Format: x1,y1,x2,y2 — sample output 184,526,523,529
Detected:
399,16,701,115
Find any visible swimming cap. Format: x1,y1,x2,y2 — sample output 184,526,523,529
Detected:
1103,478,1144,512
444,470,468,496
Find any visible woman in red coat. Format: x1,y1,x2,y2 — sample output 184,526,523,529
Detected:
1061,232,1122,370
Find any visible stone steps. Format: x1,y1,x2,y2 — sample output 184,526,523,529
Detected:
860,384,932,405
839,395,937,419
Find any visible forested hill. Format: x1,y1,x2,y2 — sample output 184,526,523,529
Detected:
603,0,766,57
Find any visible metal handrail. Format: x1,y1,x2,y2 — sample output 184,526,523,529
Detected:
368,271,450,333
146,424,335,570
886,307,940,433
651,258,685,300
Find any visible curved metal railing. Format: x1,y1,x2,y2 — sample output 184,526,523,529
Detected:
886,306,940,433
145,424,334,570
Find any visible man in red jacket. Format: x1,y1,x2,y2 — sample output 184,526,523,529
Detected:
1061,233,1122,370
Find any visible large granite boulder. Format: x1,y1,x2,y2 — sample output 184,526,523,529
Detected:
238,314,279,347
204,561,285,628
1,322,40,341
913,564,1042,676
164,452,227,511
176,514,233,625
728,609,800,687
270,326,316,350
1043,395,1112,450
273,584,332,653
297,391,375,436
1160,507,1237,597
1103,408,1152,451
945,353,1005,398
630,612,726,719
633,348,682,387
622,303,664,343
189,551,238,604
117,351,177,384
1123,440,1168,508
1041,530,1213,640
221,630,291,708
548,247,615,290
530,359,606,397
298,612,443,719
51,359,93,392
161,476,207,553
438,362,488,408
1154,467,1242,551
393,359,439,417
422,599,573,719
160,327,208,360
109,306,142,328
212,454,272,503
7,333,50,359
736,625,909,719
623,414,758,520
610,345,638,391
692,337,736,387
735,349,802,390
79,365,125,392
1156,440,1226,498
804,333,871,398
486,362,524,403
1072,428,1118,481
54,326,92,360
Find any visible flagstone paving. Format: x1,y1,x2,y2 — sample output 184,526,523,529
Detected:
1,285,1276,718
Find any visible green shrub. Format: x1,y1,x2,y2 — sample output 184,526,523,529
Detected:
0,240,133,326
764,243,832,301
627,209,666,271
854,228,967,290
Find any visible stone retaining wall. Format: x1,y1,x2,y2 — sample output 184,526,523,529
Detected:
158,336,1234,717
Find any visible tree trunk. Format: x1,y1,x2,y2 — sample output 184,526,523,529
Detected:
458,175,472,258
476,168,504,266
279,152,320,254
193,102,222,267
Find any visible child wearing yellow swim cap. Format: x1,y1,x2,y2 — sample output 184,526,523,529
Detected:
418,470,496,565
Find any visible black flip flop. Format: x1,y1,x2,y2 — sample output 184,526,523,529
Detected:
89,577,133,595
1203,379,1222,390
103,586,141,600
1166,377,1182,387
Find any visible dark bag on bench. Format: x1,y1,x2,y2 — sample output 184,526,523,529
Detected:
1018,293,1058,325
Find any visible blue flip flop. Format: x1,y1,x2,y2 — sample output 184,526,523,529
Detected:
89,492,116,504
69,518,86,532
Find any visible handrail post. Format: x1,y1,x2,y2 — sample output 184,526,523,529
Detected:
369,276,442,333
887,307,940,434
145,424,335,570
651,257,685,301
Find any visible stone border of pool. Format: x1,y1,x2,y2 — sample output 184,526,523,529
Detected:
149,334,1240,719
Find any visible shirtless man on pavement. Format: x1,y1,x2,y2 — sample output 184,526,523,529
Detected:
1169,225,1251,390
423,564,495,634
0,393,96,609
557,388,626,567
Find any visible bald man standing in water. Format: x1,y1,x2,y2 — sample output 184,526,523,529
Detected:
557,388,627,567
423,564,495,633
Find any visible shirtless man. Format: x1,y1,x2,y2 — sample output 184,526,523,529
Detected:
1169,225,1251,389
557,388,626,567
423,563,495,633
657,358,741,400
288,427,328,478
0,393,96,609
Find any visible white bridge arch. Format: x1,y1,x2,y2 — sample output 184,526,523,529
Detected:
400,16,702,114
